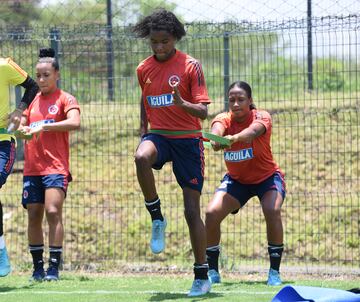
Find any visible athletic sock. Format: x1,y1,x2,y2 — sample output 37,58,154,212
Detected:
194,263,209,280
206,245,220,272
29,244,44,271
49,246,62,270
268,243,284,272
145,197,164,221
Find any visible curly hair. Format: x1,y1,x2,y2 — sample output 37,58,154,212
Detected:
132,8,186,41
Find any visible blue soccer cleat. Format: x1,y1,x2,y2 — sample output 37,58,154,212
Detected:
267,268,282,286
208,269,221,284
44,266,59,281
30,269,45,282
188,279,211,297
150,219,167,254
0,247,11,277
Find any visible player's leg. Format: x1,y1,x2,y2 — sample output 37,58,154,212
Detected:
0,139,16,277
27,204,45,281
183,187,211,296
44,187,65,281
23,175,46,281
258,173,285,286
171,138,210,296
205,191,239,284
135,134,169,254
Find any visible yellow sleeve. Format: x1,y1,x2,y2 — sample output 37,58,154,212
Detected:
3,58,28,86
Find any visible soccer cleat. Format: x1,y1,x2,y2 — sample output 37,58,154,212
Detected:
29,269,45,282
267,268,282,286
208,269,221,284
44,266,59,281
150,219,167,254
188,279,211,297
0,247,11,277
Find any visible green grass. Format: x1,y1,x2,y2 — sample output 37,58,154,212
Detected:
0,272,359,302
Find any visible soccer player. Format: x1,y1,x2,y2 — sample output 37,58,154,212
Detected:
205,81,286,286
0,57,38,277
133,9,211,297
19,48,80,281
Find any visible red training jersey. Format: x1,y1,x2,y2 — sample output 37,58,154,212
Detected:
211,110,283,184
136,49,211,138
23,89,80,176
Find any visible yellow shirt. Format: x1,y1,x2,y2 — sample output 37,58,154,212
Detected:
0,58,28,141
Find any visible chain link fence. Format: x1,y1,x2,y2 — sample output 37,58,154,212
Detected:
0,1,359,275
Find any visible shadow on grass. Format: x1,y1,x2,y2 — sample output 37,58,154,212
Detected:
149,292,223,301
0,284,34,292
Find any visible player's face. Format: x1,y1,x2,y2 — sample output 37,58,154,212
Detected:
149,30,176,62
228,86,252,120
36,62,59,95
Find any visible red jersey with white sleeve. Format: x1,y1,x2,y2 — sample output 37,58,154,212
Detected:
136,49,211,138
211,109,283,184
23,89,80,176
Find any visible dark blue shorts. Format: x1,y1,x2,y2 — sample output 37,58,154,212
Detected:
141,133,205,192
0,138,16,189
216,172,286,208
22,174,71,208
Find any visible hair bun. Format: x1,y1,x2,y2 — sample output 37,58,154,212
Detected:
39,48,55,58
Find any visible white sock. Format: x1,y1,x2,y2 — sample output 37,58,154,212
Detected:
0,236,5,249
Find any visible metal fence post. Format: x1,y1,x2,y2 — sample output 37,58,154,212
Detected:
50,28,61,88
307,0,313,91
106,0,114,101
223,31,230,111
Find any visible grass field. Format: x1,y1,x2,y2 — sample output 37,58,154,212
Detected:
0,272,359,302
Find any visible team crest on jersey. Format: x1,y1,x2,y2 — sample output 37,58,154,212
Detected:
48,105,59,114
168,75,180,87
146,94,173,107
255,112,263,120
224,148,254,162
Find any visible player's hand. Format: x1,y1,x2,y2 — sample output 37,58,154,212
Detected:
211,141,230,151
172,84,184,106
7,109,22,132
29,124,44,136
224,135,236,145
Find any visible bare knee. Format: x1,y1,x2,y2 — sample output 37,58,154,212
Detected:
134,150,153,169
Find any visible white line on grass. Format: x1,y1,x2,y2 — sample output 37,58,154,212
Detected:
0,290,276,295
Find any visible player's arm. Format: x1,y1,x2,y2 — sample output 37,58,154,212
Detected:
140,95,148,136
171,85,208,120
8,76,39,131
210,121,226,151
225,122,265,144
30,108,80,135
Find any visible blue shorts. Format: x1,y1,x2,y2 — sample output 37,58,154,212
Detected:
141,133,205,192
22,174,71,208
216,172,286,208
0,138,16,189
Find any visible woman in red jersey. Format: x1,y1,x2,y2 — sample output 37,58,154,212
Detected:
133,9,211,297
19,48,80,282
205,81,286,286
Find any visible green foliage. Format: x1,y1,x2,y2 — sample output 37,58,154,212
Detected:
0,0,40,28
